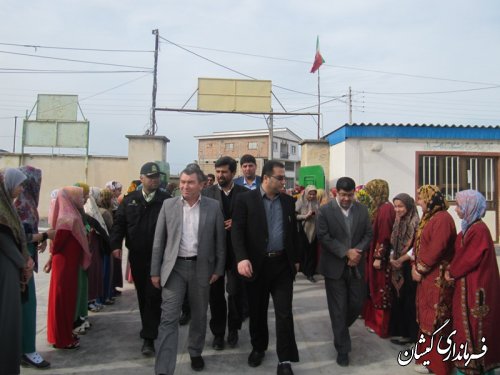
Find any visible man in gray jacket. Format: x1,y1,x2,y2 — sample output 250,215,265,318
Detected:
316,177,372,368
151,164,226,375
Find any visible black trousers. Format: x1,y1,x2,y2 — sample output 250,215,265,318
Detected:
129,253,162,340
246,255,299,362
324,266,365,354
209,268,243,336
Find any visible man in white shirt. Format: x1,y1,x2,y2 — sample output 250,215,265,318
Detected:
151,164,226,375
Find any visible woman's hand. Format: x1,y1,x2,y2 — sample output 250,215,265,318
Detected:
373,259,382,270
411,264,422,282
43,255,53,273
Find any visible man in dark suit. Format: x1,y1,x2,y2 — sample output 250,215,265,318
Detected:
316,177,373,367
232,160,299,375
202,156,248,350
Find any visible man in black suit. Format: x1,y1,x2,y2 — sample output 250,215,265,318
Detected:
316,177,373,367
202,156,248,350
231,160,299,375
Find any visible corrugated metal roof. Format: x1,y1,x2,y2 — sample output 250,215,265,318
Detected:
324,123,500,146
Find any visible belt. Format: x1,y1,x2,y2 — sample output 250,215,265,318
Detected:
177,256,197,261
265,250,284,258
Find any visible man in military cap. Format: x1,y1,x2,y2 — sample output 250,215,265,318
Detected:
110,162,171,356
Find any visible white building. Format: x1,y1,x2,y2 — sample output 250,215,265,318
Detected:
324,123,500,241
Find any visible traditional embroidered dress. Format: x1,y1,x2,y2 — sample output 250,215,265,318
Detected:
449,190,500,375
414,185,456,375
363,179,395,338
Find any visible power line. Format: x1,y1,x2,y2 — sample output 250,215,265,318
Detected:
171,42,500,87
354,86,500,95
0,41,153,53
159,36,343,99
0,50,152,70
0,68,152,74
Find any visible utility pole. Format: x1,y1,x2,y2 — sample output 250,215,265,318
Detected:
13,116,17,153
349,86,353,125
150,29,159,135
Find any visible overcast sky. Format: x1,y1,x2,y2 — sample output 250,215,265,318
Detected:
1,0,499,173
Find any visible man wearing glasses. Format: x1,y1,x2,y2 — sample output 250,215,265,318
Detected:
316,177,372,367
231,160,300,375
110,162,171,356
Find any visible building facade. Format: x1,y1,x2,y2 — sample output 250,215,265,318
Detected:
196,128,302,188
323,123,500,241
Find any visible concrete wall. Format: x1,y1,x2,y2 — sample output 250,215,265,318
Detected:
0,153,128,218
299,139,330,181
0,135,170,219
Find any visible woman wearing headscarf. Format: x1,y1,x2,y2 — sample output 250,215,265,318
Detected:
96,188,116,302
387,193,419,345
106,180,124,295
15,166,54,369
47,186,91,349
445,190,500,375
71,182,92,335
412,185,456,375
84,187,110,312
0,168,31,375
362,179,396,338
296,185,319,282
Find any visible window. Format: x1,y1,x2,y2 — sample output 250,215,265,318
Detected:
418,154,496,202
284,162,295,172
225,143,234,151
291,145,296,155
248,142,257,150
273,142,277,151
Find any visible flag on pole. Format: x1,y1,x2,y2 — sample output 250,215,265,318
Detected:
310,36,325,73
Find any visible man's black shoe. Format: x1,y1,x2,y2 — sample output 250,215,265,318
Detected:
212,335,224,351
277,362,294,375
248,350,265,367
336,352,349,367
227,329,238,347
190,356,205,371
179,311,191,326
141,339,155,356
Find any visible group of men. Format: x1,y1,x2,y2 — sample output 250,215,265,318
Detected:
110,154,373,375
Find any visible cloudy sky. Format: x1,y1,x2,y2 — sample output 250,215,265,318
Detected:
1,0,499,173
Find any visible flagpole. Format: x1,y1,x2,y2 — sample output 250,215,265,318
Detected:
317,68,321,139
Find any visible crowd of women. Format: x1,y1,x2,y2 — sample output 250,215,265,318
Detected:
295,181,500,375
0,166,125,374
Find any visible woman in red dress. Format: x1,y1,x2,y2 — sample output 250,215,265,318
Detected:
47,187,91,349
412,185,456,375
446,190,500,375
362,179,396,338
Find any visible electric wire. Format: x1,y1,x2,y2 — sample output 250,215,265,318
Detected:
0,50,152,70
0,42,153,53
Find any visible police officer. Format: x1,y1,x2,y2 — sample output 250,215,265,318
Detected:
110,162,171,356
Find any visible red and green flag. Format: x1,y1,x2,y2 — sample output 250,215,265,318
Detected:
310,36,325,73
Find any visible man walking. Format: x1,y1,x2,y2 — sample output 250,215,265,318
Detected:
110,162,170,356
202,156,248,350
316,177,373,367
151,164,226,375
231,160,299,375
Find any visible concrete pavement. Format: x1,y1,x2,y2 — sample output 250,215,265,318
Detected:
21,249,433,375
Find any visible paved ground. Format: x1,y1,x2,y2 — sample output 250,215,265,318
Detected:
22,248,500,375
